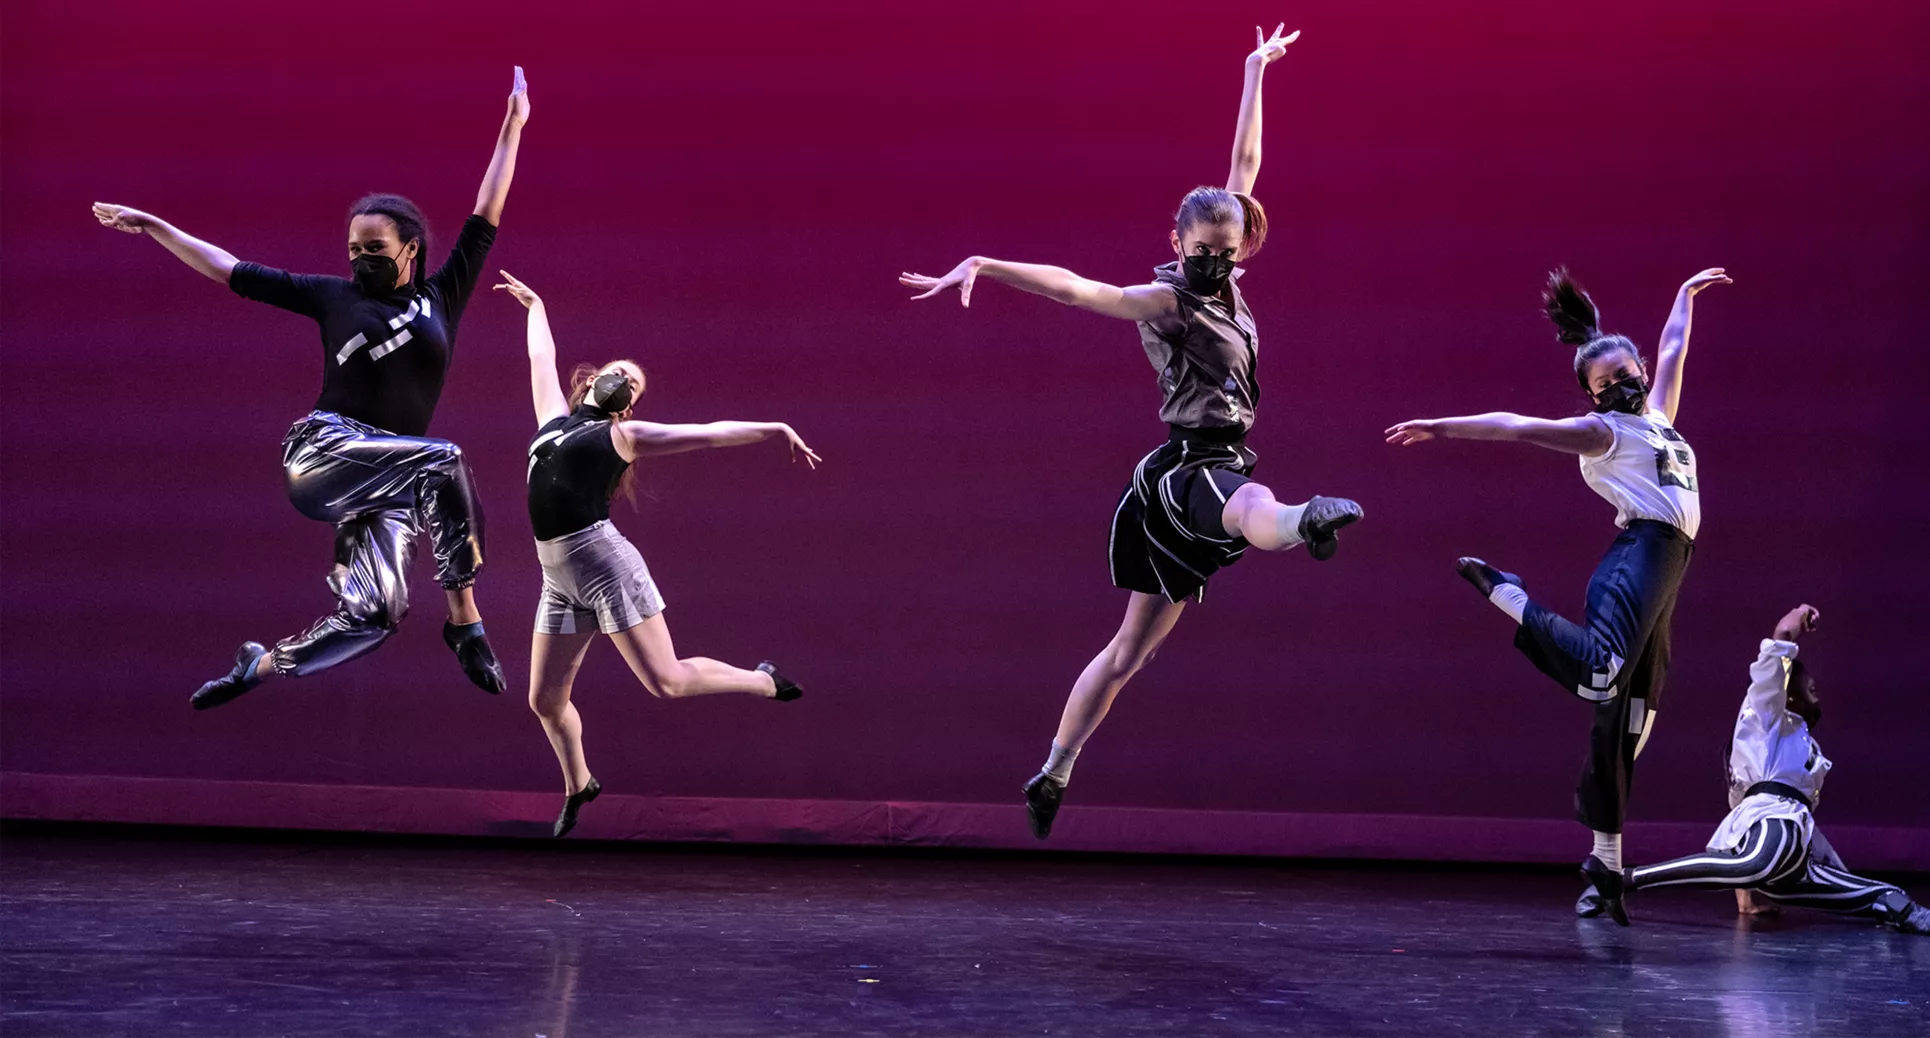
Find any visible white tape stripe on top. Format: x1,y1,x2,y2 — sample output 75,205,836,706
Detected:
367,328,414,361
336,298,425,365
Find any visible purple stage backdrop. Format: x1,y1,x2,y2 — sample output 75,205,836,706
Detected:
3,1,1927,864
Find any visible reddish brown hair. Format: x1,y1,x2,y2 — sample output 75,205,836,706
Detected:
569,360,646,507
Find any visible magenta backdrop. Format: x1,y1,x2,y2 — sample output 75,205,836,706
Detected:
4,1,1927,859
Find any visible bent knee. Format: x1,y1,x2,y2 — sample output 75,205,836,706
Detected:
641,672,689,700
528,685,571,717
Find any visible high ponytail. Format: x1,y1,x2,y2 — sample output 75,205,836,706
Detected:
1542,266,1643,391
1541,266,1600,346
1174,186,1269,260
1232,191,1269,259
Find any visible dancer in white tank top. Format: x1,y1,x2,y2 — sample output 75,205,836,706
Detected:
1386,265,1729,921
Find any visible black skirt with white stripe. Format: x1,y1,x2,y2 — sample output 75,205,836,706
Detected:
1109,426,1255,603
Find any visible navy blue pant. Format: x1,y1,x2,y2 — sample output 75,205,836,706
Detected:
1513,520,1694,833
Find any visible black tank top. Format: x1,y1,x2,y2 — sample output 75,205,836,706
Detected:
527,406,632,541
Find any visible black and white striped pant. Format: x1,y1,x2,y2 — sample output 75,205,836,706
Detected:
1629,817,1904,915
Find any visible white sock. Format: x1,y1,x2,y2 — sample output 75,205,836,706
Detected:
1042,742,1080,785
1591,831,1623,871
1273,502,1309,548
1489,584,1528,624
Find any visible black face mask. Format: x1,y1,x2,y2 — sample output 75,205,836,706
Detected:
588,372,634,415
351,252,404,294
1593,374,1649,415
1182,253,1235,295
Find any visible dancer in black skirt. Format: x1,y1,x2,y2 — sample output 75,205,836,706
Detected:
93,68,532,709
495,273,821,837
1386,265,1729,916
901,25,1364,839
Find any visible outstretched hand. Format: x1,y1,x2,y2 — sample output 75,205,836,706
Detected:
1774,604,1820,642
1248,23,1301,66
92,202,154,234
780,424,823,469
1683,267,1731,296
493,270,540,308
1384,420,1439,446
507,65,530,127
900,258,982,308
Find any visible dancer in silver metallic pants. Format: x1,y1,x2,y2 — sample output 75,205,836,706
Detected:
92,67,531,709
276,411,487,674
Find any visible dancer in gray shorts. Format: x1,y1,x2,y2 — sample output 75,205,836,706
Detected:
496,273,823,837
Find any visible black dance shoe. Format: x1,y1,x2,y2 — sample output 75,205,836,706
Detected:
1876,891,1930,936
1022,772,1065,840
443,621,506,695
1580,856,1630,927
1299,496,1364,561
757,662,804,701
190,642,269,711
554,779,602,838
1456,557,1523,598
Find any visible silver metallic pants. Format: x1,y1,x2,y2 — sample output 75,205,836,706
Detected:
269,411,486,676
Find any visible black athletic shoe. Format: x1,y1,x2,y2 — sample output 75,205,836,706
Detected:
1893,904,1930,936
553,779,602,838
757,662,803,701
190,642,269,711
1456,557,1524,598
1877,892,1930,936
1299,495,1364,562
1580,855,1630,927
1575,884,1608,918
1022,772,1065,840
443,621,506,695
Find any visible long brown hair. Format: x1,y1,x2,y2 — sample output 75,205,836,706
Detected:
568,360,646,507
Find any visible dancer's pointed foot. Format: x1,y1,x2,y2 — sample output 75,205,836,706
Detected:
190,642,269,711
1580,855,1630,926
1299,495,1363,561
1022,772,1065,840
553,779,602,838
757,662,803,701
1456,557,1523,598
443,621,506,695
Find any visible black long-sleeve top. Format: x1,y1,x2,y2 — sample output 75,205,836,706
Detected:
228,215,497,436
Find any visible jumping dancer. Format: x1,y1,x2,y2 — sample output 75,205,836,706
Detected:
92,68,531,709
494,273,821,837
1386,266,1729,915
901,25,1364,839
1580,605,1929,934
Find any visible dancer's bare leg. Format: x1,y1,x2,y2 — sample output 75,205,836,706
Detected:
1052,591,1189,753
607,613,778,699
529,629,597,794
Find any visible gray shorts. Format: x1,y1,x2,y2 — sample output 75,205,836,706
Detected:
534,521,665,635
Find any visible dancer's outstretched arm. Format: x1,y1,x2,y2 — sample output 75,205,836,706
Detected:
1651,267,1731,423
618,419,822,467
91,204,240,285
1385,412,1612,456
901,257,1177,322
1227,23,1299,195
493,271,569,424
474,66,531,226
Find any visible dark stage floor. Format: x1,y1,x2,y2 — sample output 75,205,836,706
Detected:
2,825,1925,1037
